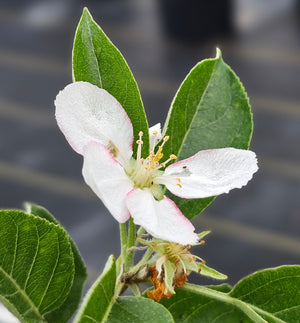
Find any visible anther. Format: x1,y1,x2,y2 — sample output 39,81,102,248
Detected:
139,131,143,137
200,240,206,245
152,243,157,247
177,183,182,188
198,268,201,273
163,136,169,142
136,139,143,144
160,163,166,168
202,260,206,265
170,154,177,160
152,130,158,136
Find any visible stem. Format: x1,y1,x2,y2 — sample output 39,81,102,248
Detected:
183,284,270,323
127,218,136,248
129,247,153,275
125,218,136,271
135,226,146,246
119,223,127,272
129,284,141,296
136,226,146,236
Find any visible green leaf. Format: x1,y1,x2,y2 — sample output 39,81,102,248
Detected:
230,265,300,322
107,296,174,323
73,8,149,157
0,210,75,323
159,265,300,322
75,255,174,323
24,203,87,323
74,255,116,323
163,49,253,219
198,263,227,280
207,283,232,293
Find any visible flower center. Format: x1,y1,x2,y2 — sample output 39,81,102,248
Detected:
129,131,177,190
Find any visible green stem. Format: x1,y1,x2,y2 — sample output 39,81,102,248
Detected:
129,247,153,275
127,218,136,248
183,284,270,323
136,226,145,236
119,223,127,273
125,218,136,271
135,226,146,246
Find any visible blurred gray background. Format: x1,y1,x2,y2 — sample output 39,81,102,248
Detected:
0,0,300,319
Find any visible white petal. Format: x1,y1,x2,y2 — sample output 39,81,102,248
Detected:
149,123,162,151
126,189,198,245
156,148,258,198
82,142,133,223
55,81,133,165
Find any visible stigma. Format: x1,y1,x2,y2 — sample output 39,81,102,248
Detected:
130,130,177,189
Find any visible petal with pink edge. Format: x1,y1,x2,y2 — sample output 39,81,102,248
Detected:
55,81,133,165
126,188,198,245
82,142,133,223
156,148,258,198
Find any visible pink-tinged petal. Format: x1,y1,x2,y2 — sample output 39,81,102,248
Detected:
126,188,198,245
156,148,258,198
82,142,133,223
55,81,133,165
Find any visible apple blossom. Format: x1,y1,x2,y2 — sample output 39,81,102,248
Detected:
55,81,258,245
138,231,226,301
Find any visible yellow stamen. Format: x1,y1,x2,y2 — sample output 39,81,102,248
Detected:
177,183,182,188
170,154,177,160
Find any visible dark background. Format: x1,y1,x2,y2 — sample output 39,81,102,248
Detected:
0,0,300,320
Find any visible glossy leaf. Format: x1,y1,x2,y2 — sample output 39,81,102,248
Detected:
73,8,149,157
24,203,87,323
159,265,300,322
0,210,74,323
163,49,253,219
107,296,174,323
74,255,116,323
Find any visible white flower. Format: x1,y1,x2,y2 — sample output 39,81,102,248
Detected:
55,81,258,245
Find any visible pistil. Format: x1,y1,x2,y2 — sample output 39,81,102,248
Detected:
130,131,177,189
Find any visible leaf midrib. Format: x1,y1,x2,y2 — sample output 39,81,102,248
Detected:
183,284,286,323
175,58,219,160
84,13,103,88
231,275,300,301
0,266,44,320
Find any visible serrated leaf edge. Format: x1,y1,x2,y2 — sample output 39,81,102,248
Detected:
73,255,116,323
0,210,75,322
